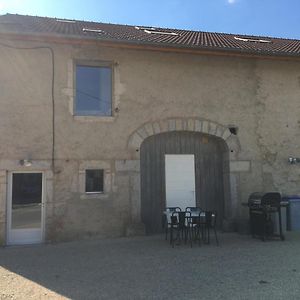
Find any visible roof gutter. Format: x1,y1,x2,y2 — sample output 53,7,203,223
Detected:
1,30,300,62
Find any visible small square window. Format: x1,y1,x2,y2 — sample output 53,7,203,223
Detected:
85,169,104,193
75,64,112,116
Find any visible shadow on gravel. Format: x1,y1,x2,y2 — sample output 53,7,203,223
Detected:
0,232,300,299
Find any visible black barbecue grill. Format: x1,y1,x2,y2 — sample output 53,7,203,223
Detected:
248,192,285,241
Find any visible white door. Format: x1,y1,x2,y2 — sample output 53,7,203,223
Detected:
7,172,45,245
165,154,196,209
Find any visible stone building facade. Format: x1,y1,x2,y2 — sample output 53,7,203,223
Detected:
0,14,300,245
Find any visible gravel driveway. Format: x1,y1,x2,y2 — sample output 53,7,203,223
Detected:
0,232,300,300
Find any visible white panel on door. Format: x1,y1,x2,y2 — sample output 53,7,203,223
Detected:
165,154,196,209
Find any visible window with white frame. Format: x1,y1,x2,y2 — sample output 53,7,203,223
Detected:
75,63,112,116
85,169,104,193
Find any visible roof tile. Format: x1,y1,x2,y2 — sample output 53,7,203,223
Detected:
1,13,300,57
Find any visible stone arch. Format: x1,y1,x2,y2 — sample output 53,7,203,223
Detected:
127,118,240,158
125,118,246,235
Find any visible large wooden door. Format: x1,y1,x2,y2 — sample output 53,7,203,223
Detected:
140,131,228,234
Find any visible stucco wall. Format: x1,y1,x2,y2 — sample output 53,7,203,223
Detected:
0,38,300,243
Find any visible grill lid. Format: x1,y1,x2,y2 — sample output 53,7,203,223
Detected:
248,192,264,205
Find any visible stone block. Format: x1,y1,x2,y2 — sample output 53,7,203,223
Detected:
202,121,209,133
209,122,217,135
230,160,251,172
144,123,154,137
137,127,148,139
168,119,176,131
182,119,188,130
187,119,195,131
159,120,168,132
194,119,202,132
129,133,143,149
175,119,183,131
216,126,225,137
152,122,161,134
222,129,231,140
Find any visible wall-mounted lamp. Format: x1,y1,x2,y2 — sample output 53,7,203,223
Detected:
288,157,300,164
19,159,32,167
228,125,238,135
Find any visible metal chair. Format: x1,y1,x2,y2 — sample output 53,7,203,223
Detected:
170,211,191,248
195,211,219,246
185,207,202,246
164,207,181,241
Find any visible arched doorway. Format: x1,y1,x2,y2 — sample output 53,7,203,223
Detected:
140,131,229,234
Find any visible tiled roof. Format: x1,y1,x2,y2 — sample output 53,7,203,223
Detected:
1,13,300,57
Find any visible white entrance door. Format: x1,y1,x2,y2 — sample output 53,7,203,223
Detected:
165,154,196,209
7,172,44,245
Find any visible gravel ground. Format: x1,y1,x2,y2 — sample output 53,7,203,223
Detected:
0,232,300,300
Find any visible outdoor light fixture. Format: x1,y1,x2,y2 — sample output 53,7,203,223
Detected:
228,125,238,135
19,159,32,167
288,157,300,164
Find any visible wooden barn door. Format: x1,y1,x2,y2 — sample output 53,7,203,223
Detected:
140,131,228,234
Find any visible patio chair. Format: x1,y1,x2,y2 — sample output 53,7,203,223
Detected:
185,207,202,246
164,207,181,240
195,211,219,246
170,211,191,248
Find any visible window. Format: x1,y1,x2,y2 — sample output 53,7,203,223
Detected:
234,36,271,43
135,26,179,36
85,169,104,193
75,64,112,116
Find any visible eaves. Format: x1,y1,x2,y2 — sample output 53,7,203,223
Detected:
1,29,300,62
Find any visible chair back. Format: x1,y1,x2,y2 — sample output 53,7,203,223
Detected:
198,211,217,227
171,211,190,227
165,207,181,224
166,207,181,212
185,207,201,212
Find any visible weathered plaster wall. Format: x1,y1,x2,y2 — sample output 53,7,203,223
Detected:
0,38,300,243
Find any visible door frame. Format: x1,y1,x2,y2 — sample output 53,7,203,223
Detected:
6,171,46,245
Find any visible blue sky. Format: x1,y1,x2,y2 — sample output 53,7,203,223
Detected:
0,0,300,39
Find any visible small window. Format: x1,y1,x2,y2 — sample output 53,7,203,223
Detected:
82,28,104,33
234,36,272,43
85,169,104,193
75,64,112,116
56,19,76,23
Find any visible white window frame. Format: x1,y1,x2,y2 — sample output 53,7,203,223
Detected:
78,161,111,200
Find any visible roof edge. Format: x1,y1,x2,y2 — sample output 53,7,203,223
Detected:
1,30,300,61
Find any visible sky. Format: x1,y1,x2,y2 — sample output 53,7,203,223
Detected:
0,0,300,39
